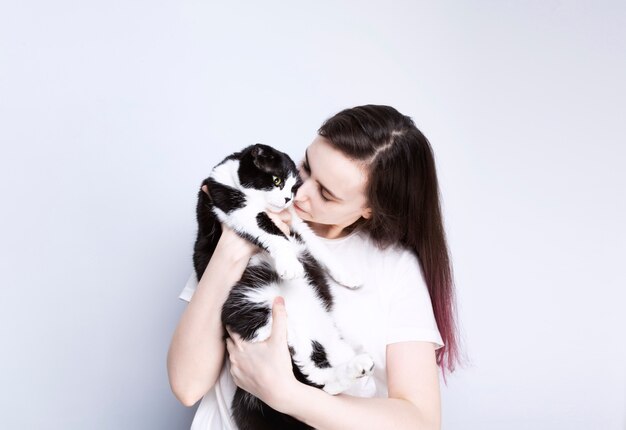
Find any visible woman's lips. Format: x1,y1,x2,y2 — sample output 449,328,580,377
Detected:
293,202,306,214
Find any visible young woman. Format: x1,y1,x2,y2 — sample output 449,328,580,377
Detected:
167,104,461,429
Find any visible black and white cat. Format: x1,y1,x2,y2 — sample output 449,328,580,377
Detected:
193,144,375,430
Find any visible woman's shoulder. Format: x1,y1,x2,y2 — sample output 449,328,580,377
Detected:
356,231,416,259
342,231,420,272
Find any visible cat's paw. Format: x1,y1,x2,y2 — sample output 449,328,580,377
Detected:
328,268,363,290
346,354,375,379
322,380,348,395
322,354,375,395
274,254,305,280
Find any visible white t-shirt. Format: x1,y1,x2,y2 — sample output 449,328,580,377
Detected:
178,230,444,430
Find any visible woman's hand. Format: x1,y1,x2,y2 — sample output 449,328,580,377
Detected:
215,223,259,265
266,209,292,236
225,297,299,412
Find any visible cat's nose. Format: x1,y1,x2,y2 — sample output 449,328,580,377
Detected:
284,197,291,203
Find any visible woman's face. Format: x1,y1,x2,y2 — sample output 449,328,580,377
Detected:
293,136,371,237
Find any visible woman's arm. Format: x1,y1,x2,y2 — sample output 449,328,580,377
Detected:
283,342,441,430
166,226,256,407
167,202,291,407
226,299,441,429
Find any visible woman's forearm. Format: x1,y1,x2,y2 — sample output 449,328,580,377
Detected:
282,383,439,430
167,250,248,407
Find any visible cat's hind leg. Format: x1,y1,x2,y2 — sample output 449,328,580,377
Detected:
289,331,375,395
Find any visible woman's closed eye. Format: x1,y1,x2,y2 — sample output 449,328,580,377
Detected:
301,160,311,175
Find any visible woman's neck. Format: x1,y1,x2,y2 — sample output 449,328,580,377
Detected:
307,222,347,239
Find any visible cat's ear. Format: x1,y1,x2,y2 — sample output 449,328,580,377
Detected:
251,144,274,171
251,144,265,159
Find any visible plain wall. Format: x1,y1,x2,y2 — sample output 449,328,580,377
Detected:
1,1,624,428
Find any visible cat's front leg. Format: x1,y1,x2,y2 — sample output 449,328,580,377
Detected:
256,211,305,280
288,208,362,288
212,204,304,279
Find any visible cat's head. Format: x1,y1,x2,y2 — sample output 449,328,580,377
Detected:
238,144,301,212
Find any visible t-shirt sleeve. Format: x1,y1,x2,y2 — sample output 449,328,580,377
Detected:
385,250,445,350
178,272,198,303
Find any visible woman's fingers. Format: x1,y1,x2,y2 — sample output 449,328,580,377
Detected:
270,296,288,346
277,209,292,224
225,326,244,350
266,211,290,236
218,224,260,260
225,338,234,356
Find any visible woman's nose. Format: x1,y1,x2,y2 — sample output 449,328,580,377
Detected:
294,179,312,201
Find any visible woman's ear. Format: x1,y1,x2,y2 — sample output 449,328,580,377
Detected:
361,207,372,220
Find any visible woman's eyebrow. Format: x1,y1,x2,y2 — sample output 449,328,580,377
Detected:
305,149,343,201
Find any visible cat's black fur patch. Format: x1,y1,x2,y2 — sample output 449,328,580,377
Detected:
224,297,271,342
192,187,222,278
215,152,240,167
301,251,333,311
310,340,332,369
232,388,314,430
239,261,281,286
291,176,303,194
222,262,279,340
205,177,246,214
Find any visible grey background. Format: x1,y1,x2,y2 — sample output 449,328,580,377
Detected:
1,1,624,429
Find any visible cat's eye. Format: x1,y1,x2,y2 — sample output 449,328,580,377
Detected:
272,176,282,186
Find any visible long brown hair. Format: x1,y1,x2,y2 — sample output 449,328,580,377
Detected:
318,105,462,380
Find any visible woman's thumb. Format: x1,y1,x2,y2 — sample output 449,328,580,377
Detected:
271,296,288,344
278,209,292,224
